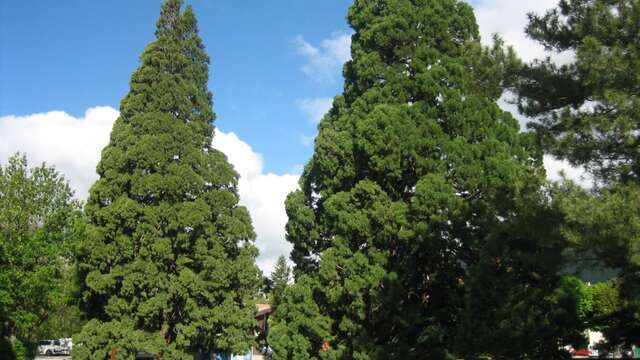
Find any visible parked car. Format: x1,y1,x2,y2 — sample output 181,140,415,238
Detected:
38,339,65,356
572,348,591,357
59,338,73,354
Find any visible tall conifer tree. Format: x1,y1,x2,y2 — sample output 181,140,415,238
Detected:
270,255,292,306
74,1,259,358
277,0,569,358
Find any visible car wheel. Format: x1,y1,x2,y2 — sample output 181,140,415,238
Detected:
46,350,52,355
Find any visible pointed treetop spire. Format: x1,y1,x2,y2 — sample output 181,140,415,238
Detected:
156,0,183,37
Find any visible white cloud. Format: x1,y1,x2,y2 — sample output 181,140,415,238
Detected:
543,155,591,187
0,107,299,275
293,32,352,82
297,97,333,124
0,106,118,199
473,0,573,63
473,0,587,184
212,131,299,274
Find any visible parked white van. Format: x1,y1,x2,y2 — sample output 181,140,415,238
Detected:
38,338,72,356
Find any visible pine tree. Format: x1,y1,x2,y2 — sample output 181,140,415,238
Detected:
511,0,640,347
74,1,259,359
280,0,564,358
513,0,640,184
271,255,291,306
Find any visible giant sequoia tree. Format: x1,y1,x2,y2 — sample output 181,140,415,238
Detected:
276,0,574,359
74,1,259,359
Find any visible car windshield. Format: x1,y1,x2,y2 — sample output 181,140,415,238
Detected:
53,340,60,345
39,340,51,345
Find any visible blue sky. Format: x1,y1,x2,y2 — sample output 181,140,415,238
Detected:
1,0,353,174
1,0,580,273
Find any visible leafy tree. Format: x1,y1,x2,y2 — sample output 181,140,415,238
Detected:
35,249,87,341
74,1,260,358
0,153,82,359
575,278,622,332
589,280,621,324
271,255,292,306
279,0,570,358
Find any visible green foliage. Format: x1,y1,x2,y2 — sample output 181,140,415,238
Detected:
577,279,622,331
512,0,640,183
268,276,334,360
271,255,292,306
0,153,82,358
277,0,572,358
558,183,640,268
74,0,260,358
510,0,640,347
589,281,620,321
73,319,167,360
555,182,640,345
456,197,583,359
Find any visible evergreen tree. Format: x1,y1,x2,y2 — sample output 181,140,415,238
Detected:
513,0,640,184
268,276,333,360
74,1,259,359
271,255,291,306
511,0,640,346
280,0,567,358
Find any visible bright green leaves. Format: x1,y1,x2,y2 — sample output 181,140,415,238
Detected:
0,153,82,357
75,1,259,358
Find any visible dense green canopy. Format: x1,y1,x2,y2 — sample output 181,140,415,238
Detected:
273,0,577,358
74,1,260,359
0,154,82,359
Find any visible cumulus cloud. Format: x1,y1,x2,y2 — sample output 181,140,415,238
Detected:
473,0,573,63
0,107,299,275
211,131,299,274
293,32,352,82
0,107,118,199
